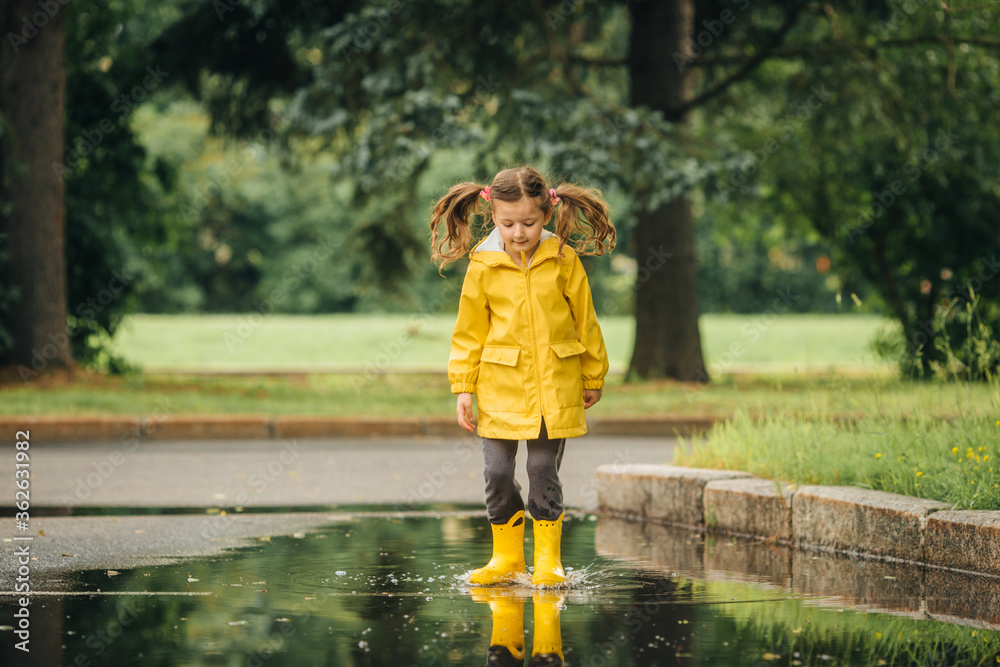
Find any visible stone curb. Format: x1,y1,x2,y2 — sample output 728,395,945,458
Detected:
596,464,751,529
596,516,1000,631
0,414,721,442
924,511,1000,577
792,485,948,562
597,463,1000,578
705,477,796,543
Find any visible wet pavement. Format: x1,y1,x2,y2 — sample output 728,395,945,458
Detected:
0,435,668,509
0,435,671,587
1,436,1000,665
2,510,1000,666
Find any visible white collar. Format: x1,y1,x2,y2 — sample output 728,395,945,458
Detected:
474,227,557,256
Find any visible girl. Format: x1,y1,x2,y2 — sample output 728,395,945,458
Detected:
430,166,615,587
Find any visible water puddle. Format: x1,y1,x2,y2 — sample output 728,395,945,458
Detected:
3,508,1000,666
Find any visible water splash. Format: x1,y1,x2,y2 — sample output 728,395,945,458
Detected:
453,559,639,604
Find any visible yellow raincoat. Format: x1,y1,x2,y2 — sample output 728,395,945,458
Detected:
448,228,609,440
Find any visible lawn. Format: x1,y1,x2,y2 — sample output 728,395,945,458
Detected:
6,312,994,419
106,312,892,372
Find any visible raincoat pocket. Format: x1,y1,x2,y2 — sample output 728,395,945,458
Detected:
477,345,527,413
549,340,587,408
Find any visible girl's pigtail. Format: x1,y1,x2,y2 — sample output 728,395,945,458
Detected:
552,184,616,257
430,182,488,268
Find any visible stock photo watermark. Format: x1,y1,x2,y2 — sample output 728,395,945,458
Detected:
223,234,339,352
382,74,500,186
5,0,71,54
11,429,33,653
351,278,462,392
843,126,958,243
339,1,404,63
17,266,135,381
393,437,477,512
903,253,998,356
180,111,288,224
52,66,170,179
718,85,833,202
199,439,307,540
684,285,797,392
673,0,752,72
876,0,934,38
55,399,172,505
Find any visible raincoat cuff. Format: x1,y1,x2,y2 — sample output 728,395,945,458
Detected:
451,383,477,394
583,378,605,390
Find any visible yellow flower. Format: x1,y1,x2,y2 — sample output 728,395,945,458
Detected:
916,471,923,477
876,453,882,459
952,447,960,456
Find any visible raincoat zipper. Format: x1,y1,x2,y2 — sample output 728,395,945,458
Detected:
521,249,545,433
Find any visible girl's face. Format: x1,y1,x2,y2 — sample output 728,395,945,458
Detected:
492,196,550,262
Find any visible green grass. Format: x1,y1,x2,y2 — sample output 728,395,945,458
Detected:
2,370,997,419
676,383,1000,509
107,313,891,371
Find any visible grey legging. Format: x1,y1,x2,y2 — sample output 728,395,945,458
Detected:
482,421,566,524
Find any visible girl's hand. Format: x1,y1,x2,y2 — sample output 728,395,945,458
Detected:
457,392,476,433
583,388,602,409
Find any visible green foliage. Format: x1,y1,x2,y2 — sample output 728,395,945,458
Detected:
57,0,190,371
678,391,1000,509
7,0,997,362
873,292,1000,381
739,3,1000,376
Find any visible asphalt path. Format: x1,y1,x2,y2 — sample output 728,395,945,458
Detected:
0,435,676,589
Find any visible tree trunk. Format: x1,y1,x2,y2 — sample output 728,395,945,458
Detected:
627,0,708,382
0,0,72,376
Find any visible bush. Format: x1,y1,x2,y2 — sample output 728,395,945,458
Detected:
872,291,1000,381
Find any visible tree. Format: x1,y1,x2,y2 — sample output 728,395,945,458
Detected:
627,0,706,380
698,2,1000,377
0,0,72,374
9,0,996,384
1,0,188,378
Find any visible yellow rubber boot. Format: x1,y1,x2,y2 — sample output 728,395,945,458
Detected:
532,512,566,587
530,591,564,665
471,588,525,664
470,511,527,585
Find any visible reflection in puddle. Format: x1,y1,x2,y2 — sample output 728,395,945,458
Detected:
2,509,999,666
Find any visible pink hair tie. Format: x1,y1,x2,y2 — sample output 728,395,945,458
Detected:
549,188,560,204
479,186,491,202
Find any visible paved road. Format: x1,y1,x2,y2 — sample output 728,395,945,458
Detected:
0,435,674,509
0,436,676,589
